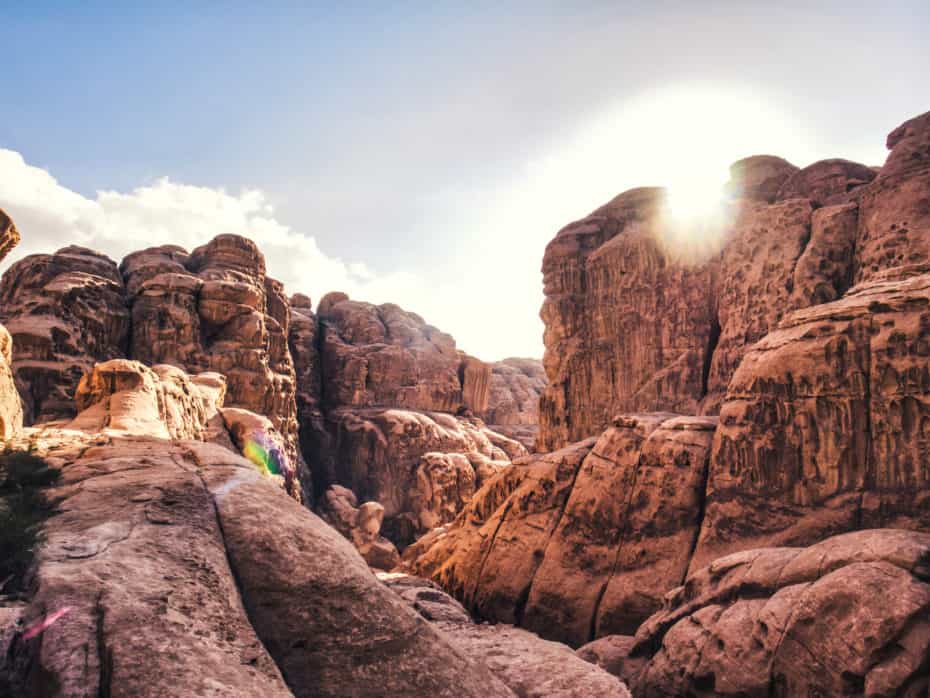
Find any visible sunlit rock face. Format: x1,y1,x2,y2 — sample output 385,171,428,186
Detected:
0,209,24,438
628,530,930,697
120,235,309,498
409,109,930,658
537,133,892,449
0,245,130,423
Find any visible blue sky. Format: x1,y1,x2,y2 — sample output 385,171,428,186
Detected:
2,1,929,359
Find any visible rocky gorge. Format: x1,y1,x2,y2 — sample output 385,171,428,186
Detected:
0,108,928,697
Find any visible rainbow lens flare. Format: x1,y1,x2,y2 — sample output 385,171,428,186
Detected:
242,432,295,490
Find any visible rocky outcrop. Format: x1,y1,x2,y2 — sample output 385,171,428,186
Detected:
0,246,130,423
120,236,305,490
0,209,23,439
318,484,400,569
382,573,632,697
406,413,717,645
482,357,547,450
319,407,523,543
692,265,930,570
316,292,491,413
537,141,886,450
627,529,930,697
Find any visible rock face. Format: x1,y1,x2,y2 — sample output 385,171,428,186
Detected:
0,246,130,423
0,363,521,697
0,208,21,265
481,357,547,450
120,236,305,488
537,147,885,450
382,573,632,697
693,265,930,570
406,413,717,645
411,110,930,656
627,529,930,697
0,209,23,439
316,292,491,413
320,407,522,543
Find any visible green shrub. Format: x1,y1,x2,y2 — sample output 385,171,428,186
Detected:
0,450,60,595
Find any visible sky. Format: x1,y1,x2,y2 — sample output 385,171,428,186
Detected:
1,1,928,361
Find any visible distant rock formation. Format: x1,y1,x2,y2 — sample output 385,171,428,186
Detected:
482,357,547,450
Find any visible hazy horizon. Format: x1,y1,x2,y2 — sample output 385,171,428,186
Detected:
2,1,929,361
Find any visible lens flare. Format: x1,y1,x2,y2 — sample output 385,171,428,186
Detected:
241,432,295,491
23,606,72,640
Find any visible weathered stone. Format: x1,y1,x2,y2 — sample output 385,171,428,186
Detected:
0,246,129,423
631,530,930,697
318,485,400,569
0,208,21,265
482,357,547,450
382,573,633,698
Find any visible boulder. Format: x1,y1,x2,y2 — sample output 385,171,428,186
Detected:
629,529,930,697
318,485,400,569
0,208,21,264
381,573,633,697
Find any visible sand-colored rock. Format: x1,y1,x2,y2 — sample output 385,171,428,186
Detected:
0,208,21,265
630,529,930,697
0,246,130,423
692,265,930,570
0,324,23,439
407,414,717,645
316,292,491,413
120,236,306,495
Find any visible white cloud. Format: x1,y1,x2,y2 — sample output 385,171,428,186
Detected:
0,148,429,337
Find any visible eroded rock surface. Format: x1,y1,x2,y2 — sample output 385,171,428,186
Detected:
406,413,716,645
538,117,905,449
0,363,517,697
120,236,304,484
0,246,130,423
629,529,930,697
318,485,400,569
319,407,523,543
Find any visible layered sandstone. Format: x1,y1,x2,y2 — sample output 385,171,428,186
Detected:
0,246,130,423
0,209,23,439
120,236,304,486
538,148,883,449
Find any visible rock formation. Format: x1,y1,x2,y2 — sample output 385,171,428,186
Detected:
408,110,930,670
0,209,23,439
482,357,547,450
290,291,527,544
0,245,130,423
318,484,400,569
0,358,626,696
382,573,632,697
537,145,887,450
120,236,305,486
624,529,930,697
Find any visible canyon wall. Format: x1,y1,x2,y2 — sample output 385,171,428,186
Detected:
409,109,930,650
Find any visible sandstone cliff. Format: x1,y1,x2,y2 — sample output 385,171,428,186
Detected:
407,109,930,660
